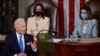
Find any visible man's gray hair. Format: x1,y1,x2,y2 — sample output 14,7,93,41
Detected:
14,18,25,27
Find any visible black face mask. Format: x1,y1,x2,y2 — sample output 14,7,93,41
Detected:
34,11,43,16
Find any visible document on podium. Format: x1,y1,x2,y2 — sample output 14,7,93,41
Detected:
47,38,63,43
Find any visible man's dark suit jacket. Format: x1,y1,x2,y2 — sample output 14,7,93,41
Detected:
1,32,39,56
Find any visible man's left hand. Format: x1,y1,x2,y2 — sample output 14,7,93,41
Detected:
30,41,37,49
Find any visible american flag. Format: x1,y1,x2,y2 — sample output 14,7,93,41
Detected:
53,0,89,36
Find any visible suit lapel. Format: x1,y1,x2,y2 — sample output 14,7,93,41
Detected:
79,21,83,35
37,17,47,30
14,33,21,52
24,34,28,52
85,20,92,35
33,17,37,30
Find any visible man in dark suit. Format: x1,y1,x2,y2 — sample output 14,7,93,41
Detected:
1,18,39,56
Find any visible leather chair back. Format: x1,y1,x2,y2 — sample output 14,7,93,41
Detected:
28,0,57,33
87,0,100,36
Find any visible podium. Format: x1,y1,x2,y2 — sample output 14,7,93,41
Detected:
39,38,100,56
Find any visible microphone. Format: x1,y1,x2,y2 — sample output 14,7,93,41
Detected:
48,30,58,34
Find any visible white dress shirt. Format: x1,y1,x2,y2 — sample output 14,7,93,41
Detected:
16,32,25,52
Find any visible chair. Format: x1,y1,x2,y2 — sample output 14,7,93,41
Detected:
27,0,57,35
86,0,100,36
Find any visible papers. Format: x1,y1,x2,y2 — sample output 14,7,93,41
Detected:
47,38,63,43
64,37,80,42
53,38,63,43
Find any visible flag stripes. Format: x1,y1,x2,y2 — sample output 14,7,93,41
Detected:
57,0,89,36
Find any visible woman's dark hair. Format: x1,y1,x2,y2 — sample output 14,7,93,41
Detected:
79,6,93,20
33,3,44,19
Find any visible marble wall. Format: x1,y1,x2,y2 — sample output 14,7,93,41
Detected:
18,0,35,18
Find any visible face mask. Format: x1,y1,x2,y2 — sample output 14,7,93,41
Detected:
34,11,43,16
81,14,88,20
